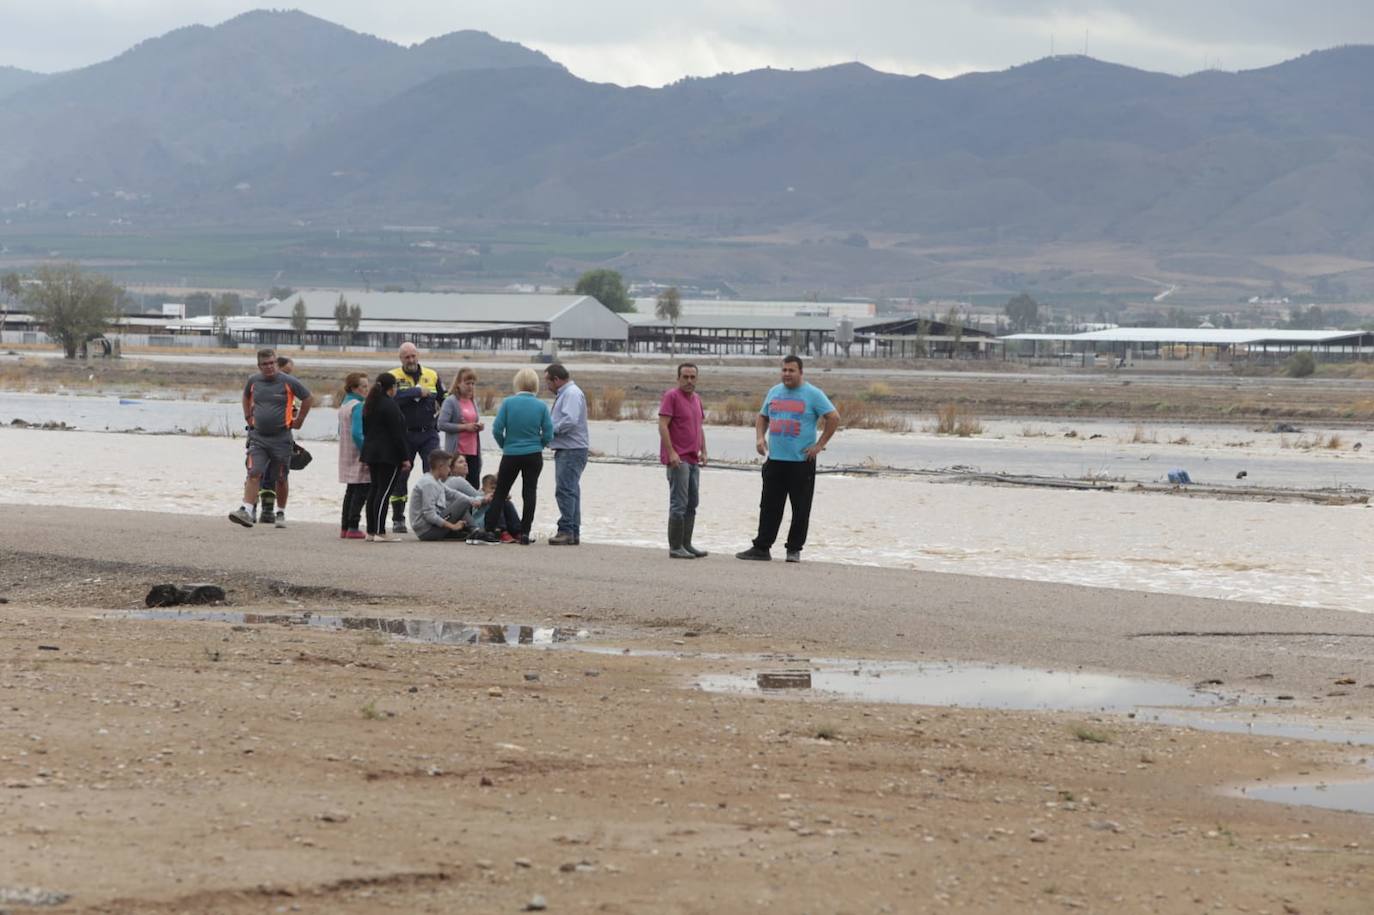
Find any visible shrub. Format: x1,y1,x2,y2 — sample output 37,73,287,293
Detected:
588,386,625,421
710,397,753,426
835,398,912,432
859,381,894,401
934,403,982,436
1284,351,1316,378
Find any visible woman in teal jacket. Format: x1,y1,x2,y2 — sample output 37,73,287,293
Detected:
488,367,553,544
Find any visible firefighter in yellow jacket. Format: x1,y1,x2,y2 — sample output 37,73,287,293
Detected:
387,342,446,534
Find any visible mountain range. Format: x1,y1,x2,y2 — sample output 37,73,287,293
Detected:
2,10,1373,298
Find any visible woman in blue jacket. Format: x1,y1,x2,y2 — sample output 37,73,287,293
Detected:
488,367,553,544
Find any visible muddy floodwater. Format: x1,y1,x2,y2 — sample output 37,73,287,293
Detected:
3,391,1373,614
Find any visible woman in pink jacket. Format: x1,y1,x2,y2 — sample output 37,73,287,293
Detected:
336,372,371,539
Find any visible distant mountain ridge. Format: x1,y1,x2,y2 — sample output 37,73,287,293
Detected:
0,65,45,101
1,12,1372,261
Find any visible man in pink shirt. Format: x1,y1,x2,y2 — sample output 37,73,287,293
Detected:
658,363,709,559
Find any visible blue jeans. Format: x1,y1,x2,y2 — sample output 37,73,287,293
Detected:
666,462,700,519
554,448,588,535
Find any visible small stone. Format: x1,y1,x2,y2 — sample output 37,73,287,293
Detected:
408,686,418,693
514,857,533,868
487,687,503,698
479,775,494,787
583,670,601,677
1028,830,1049,843
523,673,540,682
318,810,350,823
524,895,547,912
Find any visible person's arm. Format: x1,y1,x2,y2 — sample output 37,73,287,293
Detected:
550,391,573,436
350,402,364,453
541,405,554,448
658,414,679,467
388,401,411,470
803,411,840,460
699,427,708,467
492,401,507,448
437,397,460,434
288,378,313,430
754,412,769,457
242,380,254,428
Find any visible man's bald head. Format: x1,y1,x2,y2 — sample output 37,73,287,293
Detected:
399,342,420,372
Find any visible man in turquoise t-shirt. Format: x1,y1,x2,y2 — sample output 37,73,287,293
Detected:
736,354,839,563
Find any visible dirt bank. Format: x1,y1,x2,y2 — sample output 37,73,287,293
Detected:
2,507,1373,912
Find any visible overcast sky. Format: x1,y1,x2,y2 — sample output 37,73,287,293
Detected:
3,1,1371,85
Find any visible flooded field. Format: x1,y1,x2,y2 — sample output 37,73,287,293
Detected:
4,414,1373,613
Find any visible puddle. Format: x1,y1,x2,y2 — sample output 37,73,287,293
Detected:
697,660,1230,712
1136,710,1374,746
121,609,585,646
1236,775,1374,816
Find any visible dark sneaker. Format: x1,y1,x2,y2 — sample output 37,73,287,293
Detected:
392,520,407,535
670,546,696,559
548,531,576,545
785,550,801,563
735,547,771,561
228,507,254,528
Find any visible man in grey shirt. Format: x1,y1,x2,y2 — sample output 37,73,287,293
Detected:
229,348,312,528
545,363,588,545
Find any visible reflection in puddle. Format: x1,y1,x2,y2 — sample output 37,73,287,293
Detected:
122,609,584,646
699,660,1230,712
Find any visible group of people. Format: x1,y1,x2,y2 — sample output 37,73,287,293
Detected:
228,344,840,562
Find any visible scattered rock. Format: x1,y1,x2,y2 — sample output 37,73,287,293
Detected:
1028,829,1049,843
1335,677,1357,685
145,583,226,608
583,669,601,678
513,857,533,868
479,775,494,787
487,687,504,698
318,810,350,823
0,886,72,906
523,672,540,682
524,895,547,912
37,645,60,652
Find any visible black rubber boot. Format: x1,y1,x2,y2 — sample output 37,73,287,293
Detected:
682,514,708,558
668,518,694,559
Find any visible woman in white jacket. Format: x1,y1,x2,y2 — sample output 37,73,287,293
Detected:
336,372,371,539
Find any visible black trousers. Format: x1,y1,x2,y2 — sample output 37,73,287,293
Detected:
488,452,543,536
462,451,482,490
340,482,368,531
366,463,402,535
752,459,816,553
390,430,439,517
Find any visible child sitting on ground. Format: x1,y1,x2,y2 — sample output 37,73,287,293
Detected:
469,473,522,543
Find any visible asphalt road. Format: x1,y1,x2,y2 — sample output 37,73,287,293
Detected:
4,504,1372,702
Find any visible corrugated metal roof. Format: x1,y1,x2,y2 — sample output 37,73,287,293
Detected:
1001,328,1369,345
630,314,847,331
170,317,532,335
259,291,608,324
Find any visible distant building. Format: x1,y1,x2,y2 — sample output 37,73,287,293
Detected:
236,290,630,351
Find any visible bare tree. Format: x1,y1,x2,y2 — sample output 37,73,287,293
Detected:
211,293,238,346
22,264,122,359
655,286,682,354
291,296,309,346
